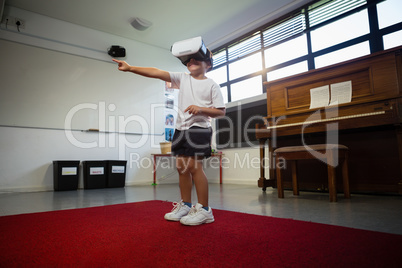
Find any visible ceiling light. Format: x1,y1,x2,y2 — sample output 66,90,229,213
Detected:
130,17,153,31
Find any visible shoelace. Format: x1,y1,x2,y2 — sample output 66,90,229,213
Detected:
171,200,183,212
187,206,198,216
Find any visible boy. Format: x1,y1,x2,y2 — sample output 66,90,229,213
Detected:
112,47,225,226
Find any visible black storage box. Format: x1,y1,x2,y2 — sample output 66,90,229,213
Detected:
82,161,107,189
106,160,127,188
53,161,80,191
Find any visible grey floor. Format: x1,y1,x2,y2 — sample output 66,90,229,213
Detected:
1,183,401,235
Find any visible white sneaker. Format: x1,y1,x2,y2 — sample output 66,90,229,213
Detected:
180,203,215,226
164,200,191,221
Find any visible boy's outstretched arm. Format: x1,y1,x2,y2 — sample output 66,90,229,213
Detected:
112,59,171,82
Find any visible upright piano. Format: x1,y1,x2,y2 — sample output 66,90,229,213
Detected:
256,46,402,194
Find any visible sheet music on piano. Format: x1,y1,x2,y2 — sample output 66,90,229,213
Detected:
309,80,352,109
329,81,352,106
309,85,330,109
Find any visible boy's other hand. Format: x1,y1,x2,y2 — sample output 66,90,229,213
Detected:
185,105,202,115
112,59,130,72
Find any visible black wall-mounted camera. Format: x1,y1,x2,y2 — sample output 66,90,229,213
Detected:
107,46,126,57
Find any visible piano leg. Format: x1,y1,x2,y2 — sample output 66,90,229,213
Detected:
291,161,299,195
327,150,337,202
342,150,351,199
396,126,402,194
258,138,267,191
258,138,276,191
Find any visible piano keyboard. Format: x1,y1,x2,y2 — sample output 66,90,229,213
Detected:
266,111,386,130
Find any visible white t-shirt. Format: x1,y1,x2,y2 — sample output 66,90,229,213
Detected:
170,72,225,130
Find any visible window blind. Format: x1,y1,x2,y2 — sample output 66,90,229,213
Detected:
308,0,367,27
211,0,373,70
263,12,305,48
227,32,262,61
212,49,227,68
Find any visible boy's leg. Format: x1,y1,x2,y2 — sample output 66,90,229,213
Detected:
164,156,193,222
176,156,209,207
191,158,209,207
176,156,193,204
179,157,214,226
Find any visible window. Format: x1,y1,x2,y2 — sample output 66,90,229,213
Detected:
383,30,402,50
213,0,402,148
264,35,308,68
315,41,370,68
220,86,228,104
267,61,308,81
310,9,370,52
230,76,263,102
207,66,227,85
212,0,402,105
229,52,262,80
377,0,402,29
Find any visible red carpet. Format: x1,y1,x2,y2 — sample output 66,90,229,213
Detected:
0,200,401,267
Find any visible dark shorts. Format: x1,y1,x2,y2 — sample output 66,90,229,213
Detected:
171,126,212,158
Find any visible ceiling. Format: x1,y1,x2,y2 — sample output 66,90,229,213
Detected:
5,0,311,50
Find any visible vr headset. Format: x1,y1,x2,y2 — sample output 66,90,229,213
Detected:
171,36,213,69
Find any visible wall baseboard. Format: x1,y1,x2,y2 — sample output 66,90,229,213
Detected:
0,179,257,193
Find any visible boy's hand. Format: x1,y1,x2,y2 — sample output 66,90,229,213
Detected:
112,59,131,72
185,105,202,115
185,106,225,118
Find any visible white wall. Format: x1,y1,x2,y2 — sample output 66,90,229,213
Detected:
0,6,265,192
0,6,183,191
